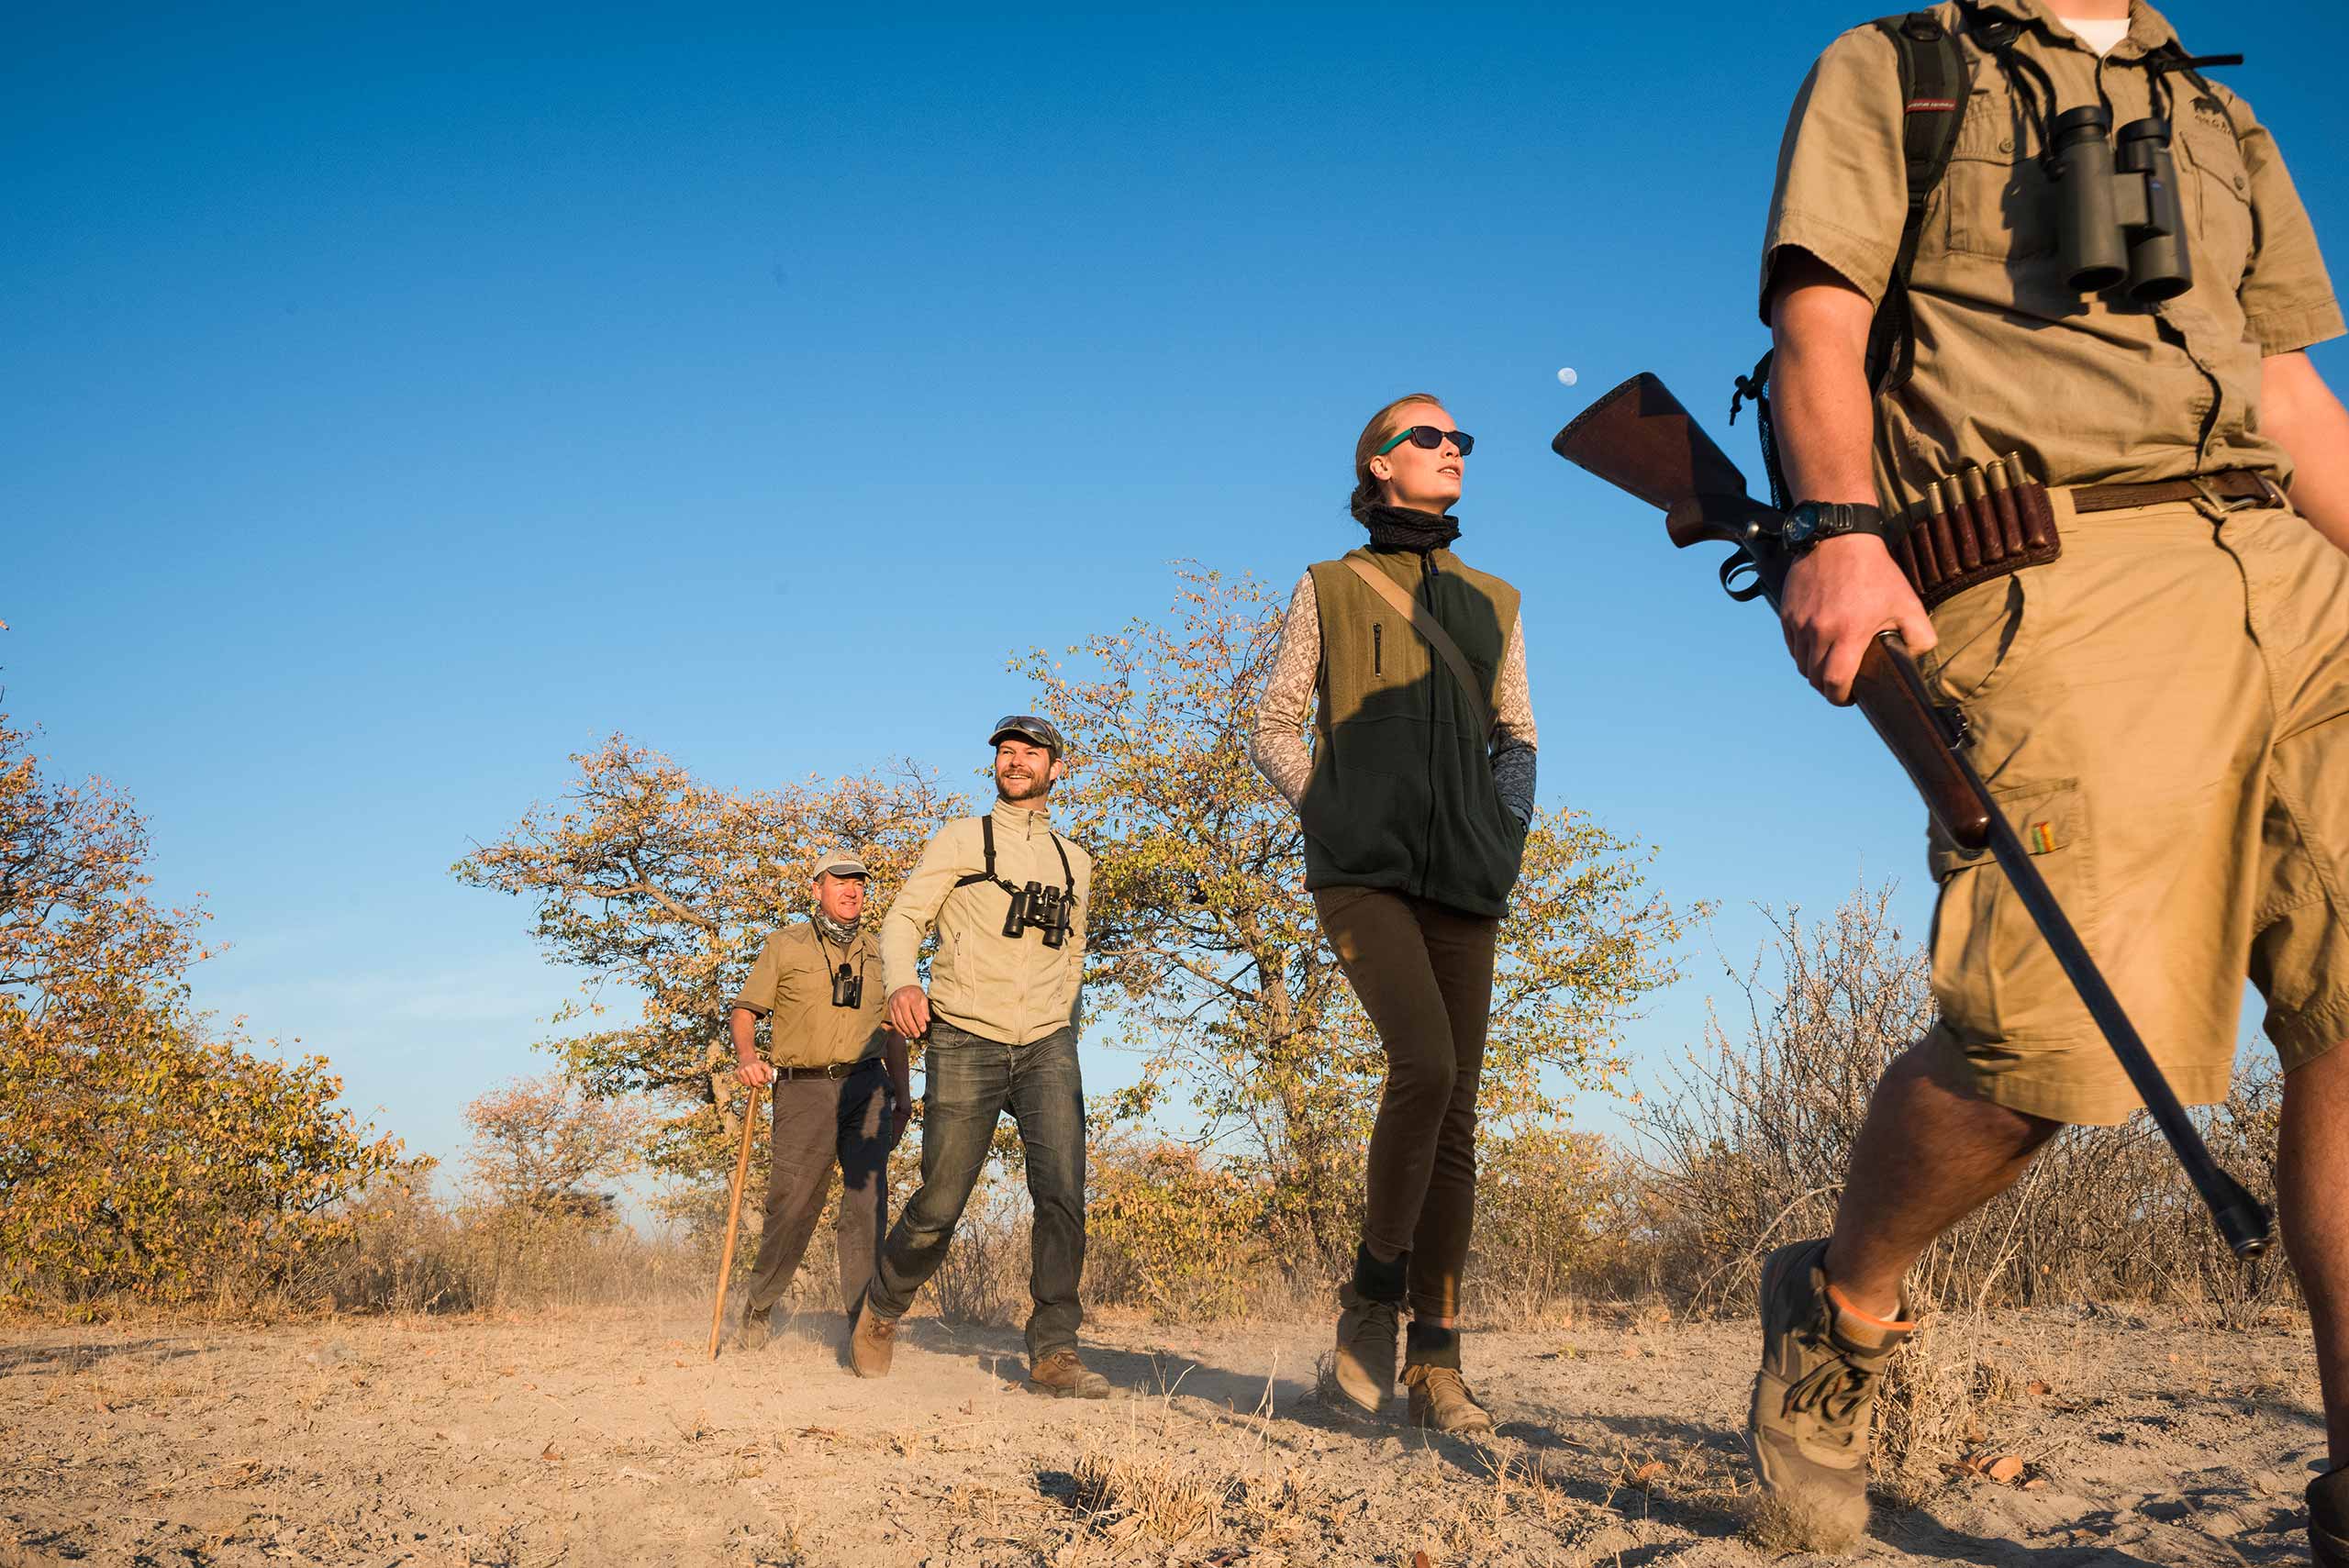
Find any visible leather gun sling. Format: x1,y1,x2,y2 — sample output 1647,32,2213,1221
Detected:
1341,557,1496,740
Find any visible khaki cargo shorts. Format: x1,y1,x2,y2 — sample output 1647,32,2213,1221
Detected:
1920,488,2349,1125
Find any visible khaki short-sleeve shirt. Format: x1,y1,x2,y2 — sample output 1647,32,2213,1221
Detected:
1762,0,2343,513
730,922,887,1069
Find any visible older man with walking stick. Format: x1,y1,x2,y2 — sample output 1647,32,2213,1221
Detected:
726,851,908,1350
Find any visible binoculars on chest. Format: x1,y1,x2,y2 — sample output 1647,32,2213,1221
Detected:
2049,105,2191,302
1003,882,1073,948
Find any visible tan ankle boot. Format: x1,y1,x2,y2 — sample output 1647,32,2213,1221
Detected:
1330,1284,1399,1416
1403,1362,1494,1435
849,1297,898,1378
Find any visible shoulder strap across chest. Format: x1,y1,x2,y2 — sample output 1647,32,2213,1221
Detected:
952,814,1075,896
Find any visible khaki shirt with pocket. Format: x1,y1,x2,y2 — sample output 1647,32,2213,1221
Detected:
880,801,1091,1047
1762,0,2343,514
730,921,888,1069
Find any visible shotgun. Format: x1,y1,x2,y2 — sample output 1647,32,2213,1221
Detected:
1554,372,2270,1262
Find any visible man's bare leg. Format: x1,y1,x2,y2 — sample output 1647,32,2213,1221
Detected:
1820,1040,2065,1318
2280,1042,2349,1470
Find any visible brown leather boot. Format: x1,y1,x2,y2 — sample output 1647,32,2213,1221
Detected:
733,1303,772,1351
848,1297,898,1379
1329,1246,1406,1417
1402,1322,1492,1435
1403,1363,1495,1435
1027,1349,1110,1399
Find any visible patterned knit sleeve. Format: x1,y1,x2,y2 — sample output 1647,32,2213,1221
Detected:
1490,617,1538,826
1250,573,1321,811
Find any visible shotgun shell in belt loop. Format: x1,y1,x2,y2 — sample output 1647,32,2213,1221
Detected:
1927,479,1965,584
1955,464,1992,569
1914,480,1946,580
1982,452,2026,555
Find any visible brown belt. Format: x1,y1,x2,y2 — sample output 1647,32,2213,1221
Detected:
776,1056,882,1082
2067,468,2286,515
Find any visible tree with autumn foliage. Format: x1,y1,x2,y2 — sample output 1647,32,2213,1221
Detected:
463,1072,647,1223
0,706,404,1305
453,751,955,1190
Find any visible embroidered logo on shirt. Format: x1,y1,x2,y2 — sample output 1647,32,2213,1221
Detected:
2026,821,2058,855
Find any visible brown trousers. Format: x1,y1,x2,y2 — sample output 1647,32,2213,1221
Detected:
745,1062,890,1316
1312,885,1498,1320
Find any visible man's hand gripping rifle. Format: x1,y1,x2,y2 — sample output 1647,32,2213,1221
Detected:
1554,373,2271,1262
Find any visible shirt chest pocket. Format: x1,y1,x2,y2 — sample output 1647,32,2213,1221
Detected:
2174,109,2253,295
1933,85,2055,262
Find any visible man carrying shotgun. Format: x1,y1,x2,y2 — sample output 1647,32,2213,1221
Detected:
1747,0,2349,1552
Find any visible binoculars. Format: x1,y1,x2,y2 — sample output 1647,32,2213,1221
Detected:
2048,105,2192,302
1003,881,1072,948
829,962,864,1009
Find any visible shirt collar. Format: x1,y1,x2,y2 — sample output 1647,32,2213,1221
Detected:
992,796,1052,835
1970,0,2182,59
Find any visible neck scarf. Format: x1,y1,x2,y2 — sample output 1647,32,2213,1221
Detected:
811,909,860,949
1358,503,1462,554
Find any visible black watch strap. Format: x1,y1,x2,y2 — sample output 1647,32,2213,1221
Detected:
1784,500,1892,558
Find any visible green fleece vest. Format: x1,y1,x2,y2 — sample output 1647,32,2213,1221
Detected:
1301,547,1525,917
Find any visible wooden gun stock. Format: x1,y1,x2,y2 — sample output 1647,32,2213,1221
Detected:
1555,372,1989,849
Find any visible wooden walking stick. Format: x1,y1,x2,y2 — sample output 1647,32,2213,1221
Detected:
707,1080,762,1362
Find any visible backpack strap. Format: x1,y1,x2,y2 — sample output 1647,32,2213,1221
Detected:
1730,10,1972,505
1865,10,1972,393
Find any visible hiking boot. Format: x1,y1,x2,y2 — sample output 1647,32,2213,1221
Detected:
1027,1349,1110,1399
2313,1464,2349,1567
1403,1363,1495,1435
1746,1239,1915,1555
733,1303,772,1351
1329,1245,1407,1417
848,1297,897,1379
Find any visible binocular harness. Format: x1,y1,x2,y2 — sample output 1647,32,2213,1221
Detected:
955,815,1077,950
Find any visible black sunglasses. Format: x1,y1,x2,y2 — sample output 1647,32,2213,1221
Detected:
1376,425,1475,457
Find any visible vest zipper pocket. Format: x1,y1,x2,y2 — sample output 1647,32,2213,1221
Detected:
1374,623,1383,674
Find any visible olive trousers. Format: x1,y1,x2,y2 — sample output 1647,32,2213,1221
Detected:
1313,885,1499,1320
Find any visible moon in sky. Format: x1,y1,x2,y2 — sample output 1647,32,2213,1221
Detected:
1556,367,1579,386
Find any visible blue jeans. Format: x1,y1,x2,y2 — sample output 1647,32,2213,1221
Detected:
866,1020,1087,1362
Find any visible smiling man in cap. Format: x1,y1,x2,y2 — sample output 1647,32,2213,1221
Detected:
849,715,1106,1397
728,849,908,1349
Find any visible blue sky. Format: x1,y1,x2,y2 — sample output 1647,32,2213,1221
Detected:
8,2,2346,1183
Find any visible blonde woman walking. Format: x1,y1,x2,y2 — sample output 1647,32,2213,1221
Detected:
1250,394,1537,1433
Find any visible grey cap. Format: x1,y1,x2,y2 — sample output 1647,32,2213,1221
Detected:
812,851,870,881
988,714,1066,755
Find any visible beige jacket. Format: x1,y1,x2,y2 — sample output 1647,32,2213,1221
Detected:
881,800,1092,1046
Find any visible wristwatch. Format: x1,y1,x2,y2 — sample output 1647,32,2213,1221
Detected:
1780,500,1892,559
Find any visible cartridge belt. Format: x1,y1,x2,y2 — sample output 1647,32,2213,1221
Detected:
1897,462,2290,613
2067,469,2286,516
1893,453,2061,612
776,1056,882,1082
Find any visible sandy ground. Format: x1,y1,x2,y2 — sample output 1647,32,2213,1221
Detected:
1,1304,2332,1567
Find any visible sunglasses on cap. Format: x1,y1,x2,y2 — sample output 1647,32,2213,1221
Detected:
990,714,1064,752
1375,425,1475,458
